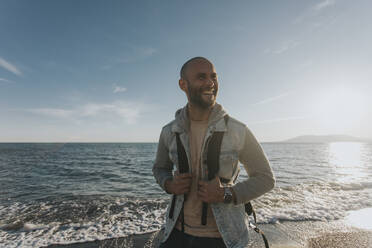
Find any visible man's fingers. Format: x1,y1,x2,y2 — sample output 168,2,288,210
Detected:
198,186,207,195
174,182,191,194
179,176,192,182
179,177,192,185
198,180,207,187
177,173,192,179
174,173,191,182
175,178,191,186
177,186,191,195
182,186,191,193
180,183,191,189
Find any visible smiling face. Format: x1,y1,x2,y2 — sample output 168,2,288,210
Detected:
179,58,218,109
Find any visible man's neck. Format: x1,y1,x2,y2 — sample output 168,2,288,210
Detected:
187,103,214,121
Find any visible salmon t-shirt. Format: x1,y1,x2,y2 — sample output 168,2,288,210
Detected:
175,119,221,237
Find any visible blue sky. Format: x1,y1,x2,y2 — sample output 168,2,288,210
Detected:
1,0,371,142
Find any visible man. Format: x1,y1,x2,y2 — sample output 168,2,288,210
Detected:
153,57,275,248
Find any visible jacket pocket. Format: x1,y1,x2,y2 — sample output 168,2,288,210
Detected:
218,151,239,183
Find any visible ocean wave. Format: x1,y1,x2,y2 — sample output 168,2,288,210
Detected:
252,181,372,224
1,180,372,247
0,195,167,248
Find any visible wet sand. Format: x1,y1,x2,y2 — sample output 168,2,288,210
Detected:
44,231,159,248
306,231,372,248
44,211,372,248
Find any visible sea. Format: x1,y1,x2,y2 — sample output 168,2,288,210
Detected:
1,142,372,247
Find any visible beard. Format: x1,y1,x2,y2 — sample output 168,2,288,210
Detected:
187,82,217,109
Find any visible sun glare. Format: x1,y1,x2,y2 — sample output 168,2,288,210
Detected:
312,87,367,132
346,208,372,230
328,142,365,183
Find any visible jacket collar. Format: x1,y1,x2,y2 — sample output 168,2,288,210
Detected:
171,103,228,133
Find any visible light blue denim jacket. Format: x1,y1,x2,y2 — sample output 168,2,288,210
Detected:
153,103,275,248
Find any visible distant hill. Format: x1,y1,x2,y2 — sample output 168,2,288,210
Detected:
283,135,370,143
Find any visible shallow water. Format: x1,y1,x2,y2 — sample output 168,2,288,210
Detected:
1,142,371,247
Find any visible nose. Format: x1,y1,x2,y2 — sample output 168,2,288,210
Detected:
205,77,215,87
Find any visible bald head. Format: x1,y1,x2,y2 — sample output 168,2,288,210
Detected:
180,57,213,80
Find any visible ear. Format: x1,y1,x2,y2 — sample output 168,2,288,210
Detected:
179,78,187,92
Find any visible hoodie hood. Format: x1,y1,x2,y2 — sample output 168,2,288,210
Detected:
171,103,227,133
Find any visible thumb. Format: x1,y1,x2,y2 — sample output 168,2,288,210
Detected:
214,176,222,185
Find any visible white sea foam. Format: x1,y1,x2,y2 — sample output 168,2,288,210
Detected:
252,181,372,224
1,180,372,247
0,197,168,248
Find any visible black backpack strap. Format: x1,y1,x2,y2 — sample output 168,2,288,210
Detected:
206,115,229,180
168,195,176,219
201,115,229,225
245,202,257,223
176,133,189,174
169,133,189,227
249,222,270,248
206,132,224,180
246,202,269,247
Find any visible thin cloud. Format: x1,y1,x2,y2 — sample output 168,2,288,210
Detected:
140,47,157,57
0,57,22,76
113,85,127,93
28,108,74,118
0,78,13,85
294,0,336,23
26,101,144,124
102,46,158,69
251,92,292,106
118,46,157,63
101,65,112,70
264,40,299,55
314,0,336,11
80,102,141,124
